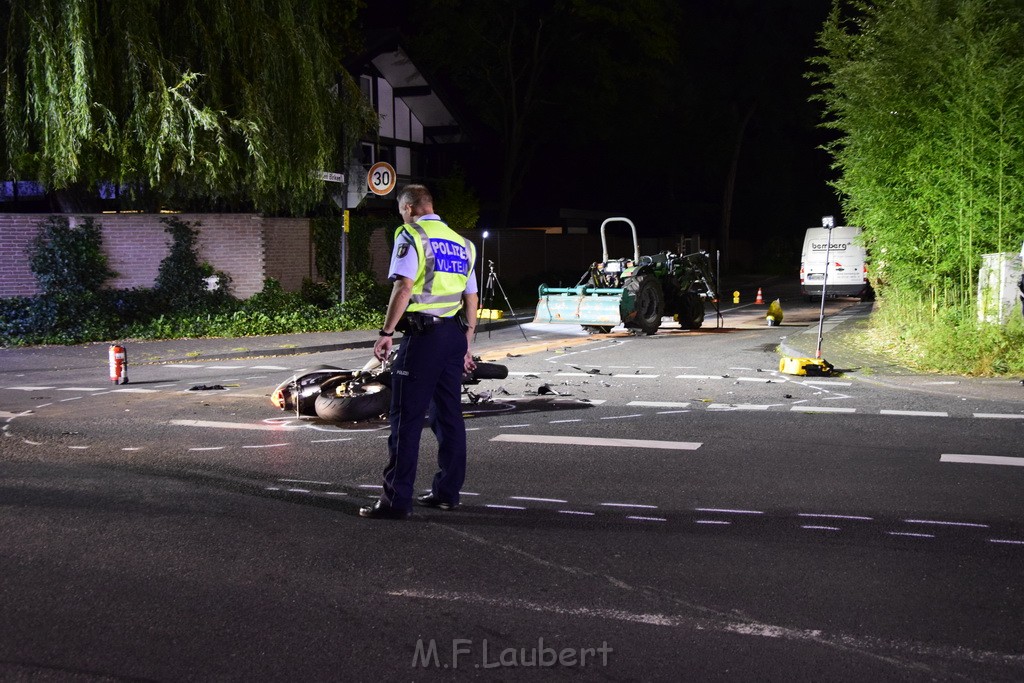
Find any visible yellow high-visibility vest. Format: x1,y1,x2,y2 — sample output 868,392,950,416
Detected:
398,219,475,317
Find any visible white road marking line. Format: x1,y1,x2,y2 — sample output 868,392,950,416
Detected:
887,532,935,539
879,409,948,417
502,423,532,428
802,525,840,531
7,386,56,391
358,484,383,489
600,413,644,420
170,419,302,431
57,387,105,392
903,519,989,528
628,401,690,408
250,365,290,370
791,406,856,413
121,447,142,452
280,478,333,485
558,510,595,516
68,446,89,450
627,515,667,522
508,371,546,376
695,520,731,525
111,388,160,393
486,504,526,510
555,372,591,377
973,413,1024,419
188,446,225,451
675,374,727,380
922,381,959,385
548,419,582,423
206,365,245,369
601,502,658,509
736,377,786,383
491,434,701,451
798,513,873,521
287,488,311,493
242,443,290,449
707,403,778,411
612,374,659,378
695,507,763,515
322,491,347,497
802,380,852,386
22,439,42,445
310,438,353,443
60,396,83,402
1,410,34,418
163,363,203,368
35,403,53,408
989,539,1024,546
656,410,690,414
511,496,568,503
941,453,1024,467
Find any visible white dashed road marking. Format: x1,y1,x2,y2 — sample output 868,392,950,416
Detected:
491,434,701,451
170,419,303,431
941,454,1024,468
879,409,948,417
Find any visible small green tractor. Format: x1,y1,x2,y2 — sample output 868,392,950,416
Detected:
532,217,718,335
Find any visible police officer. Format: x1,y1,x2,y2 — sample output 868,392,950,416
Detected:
360,184,478,520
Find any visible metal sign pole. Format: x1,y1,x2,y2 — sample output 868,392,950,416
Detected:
815,216,834,359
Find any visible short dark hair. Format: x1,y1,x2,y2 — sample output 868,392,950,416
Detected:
397,184,433,210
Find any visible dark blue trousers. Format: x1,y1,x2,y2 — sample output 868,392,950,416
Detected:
380,317,467,511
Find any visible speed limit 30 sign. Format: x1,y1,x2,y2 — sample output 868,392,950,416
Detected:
367,162,397,196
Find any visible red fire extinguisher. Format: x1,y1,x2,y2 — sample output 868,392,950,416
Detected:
108,344,129,384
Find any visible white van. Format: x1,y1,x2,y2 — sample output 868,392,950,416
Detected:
800,226,872,299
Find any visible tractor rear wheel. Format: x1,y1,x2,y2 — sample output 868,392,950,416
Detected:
677,292,705,329
621,274,664,335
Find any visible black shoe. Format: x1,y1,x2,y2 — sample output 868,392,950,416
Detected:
359,500,411,520
416,493,459,511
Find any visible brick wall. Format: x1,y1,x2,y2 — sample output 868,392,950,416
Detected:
0,213,313,299
0,214,41,296
263,217,313,292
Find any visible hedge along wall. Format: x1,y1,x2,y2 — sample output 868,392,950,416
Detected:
0,213,312,299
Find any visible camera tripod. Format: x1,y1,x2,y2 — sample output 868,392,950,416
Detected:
479,260,528,340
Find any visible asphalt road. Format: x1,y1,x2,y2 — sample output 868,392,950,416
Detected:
1,293,1023,681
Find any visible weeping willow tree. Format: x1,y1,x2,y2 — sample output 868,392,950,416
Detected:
809,0,1024,317
1,0,377,214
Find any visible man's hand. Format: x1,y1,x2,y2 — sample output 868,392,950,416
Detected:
374,335,393,361
463,351,477,374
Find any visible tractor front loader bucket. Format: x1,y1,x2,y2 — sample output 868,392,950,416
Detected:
533,285,624,327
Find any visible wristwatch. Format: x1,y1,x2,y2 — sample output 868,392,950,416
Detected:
378,329,394,337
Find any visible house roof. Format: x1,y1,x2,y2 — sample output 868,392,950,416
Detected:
354,30,467,145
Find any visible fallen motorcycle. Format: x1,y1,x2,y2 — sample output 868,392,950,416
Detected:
270,355,509,422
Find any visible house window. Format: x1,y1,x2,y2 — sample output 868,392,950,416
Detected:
360,75,374,107
359,143,375,167
411,117,423,144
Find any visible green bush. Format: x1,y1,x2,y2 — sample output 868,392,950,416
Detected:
154,216,234,312
858,294,1024,376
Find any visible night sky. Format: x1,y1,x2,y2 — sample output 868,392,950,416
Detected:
359,1,841,255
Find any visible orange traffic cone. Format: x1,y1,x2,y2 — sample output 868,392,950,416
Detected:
755,288,764,305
